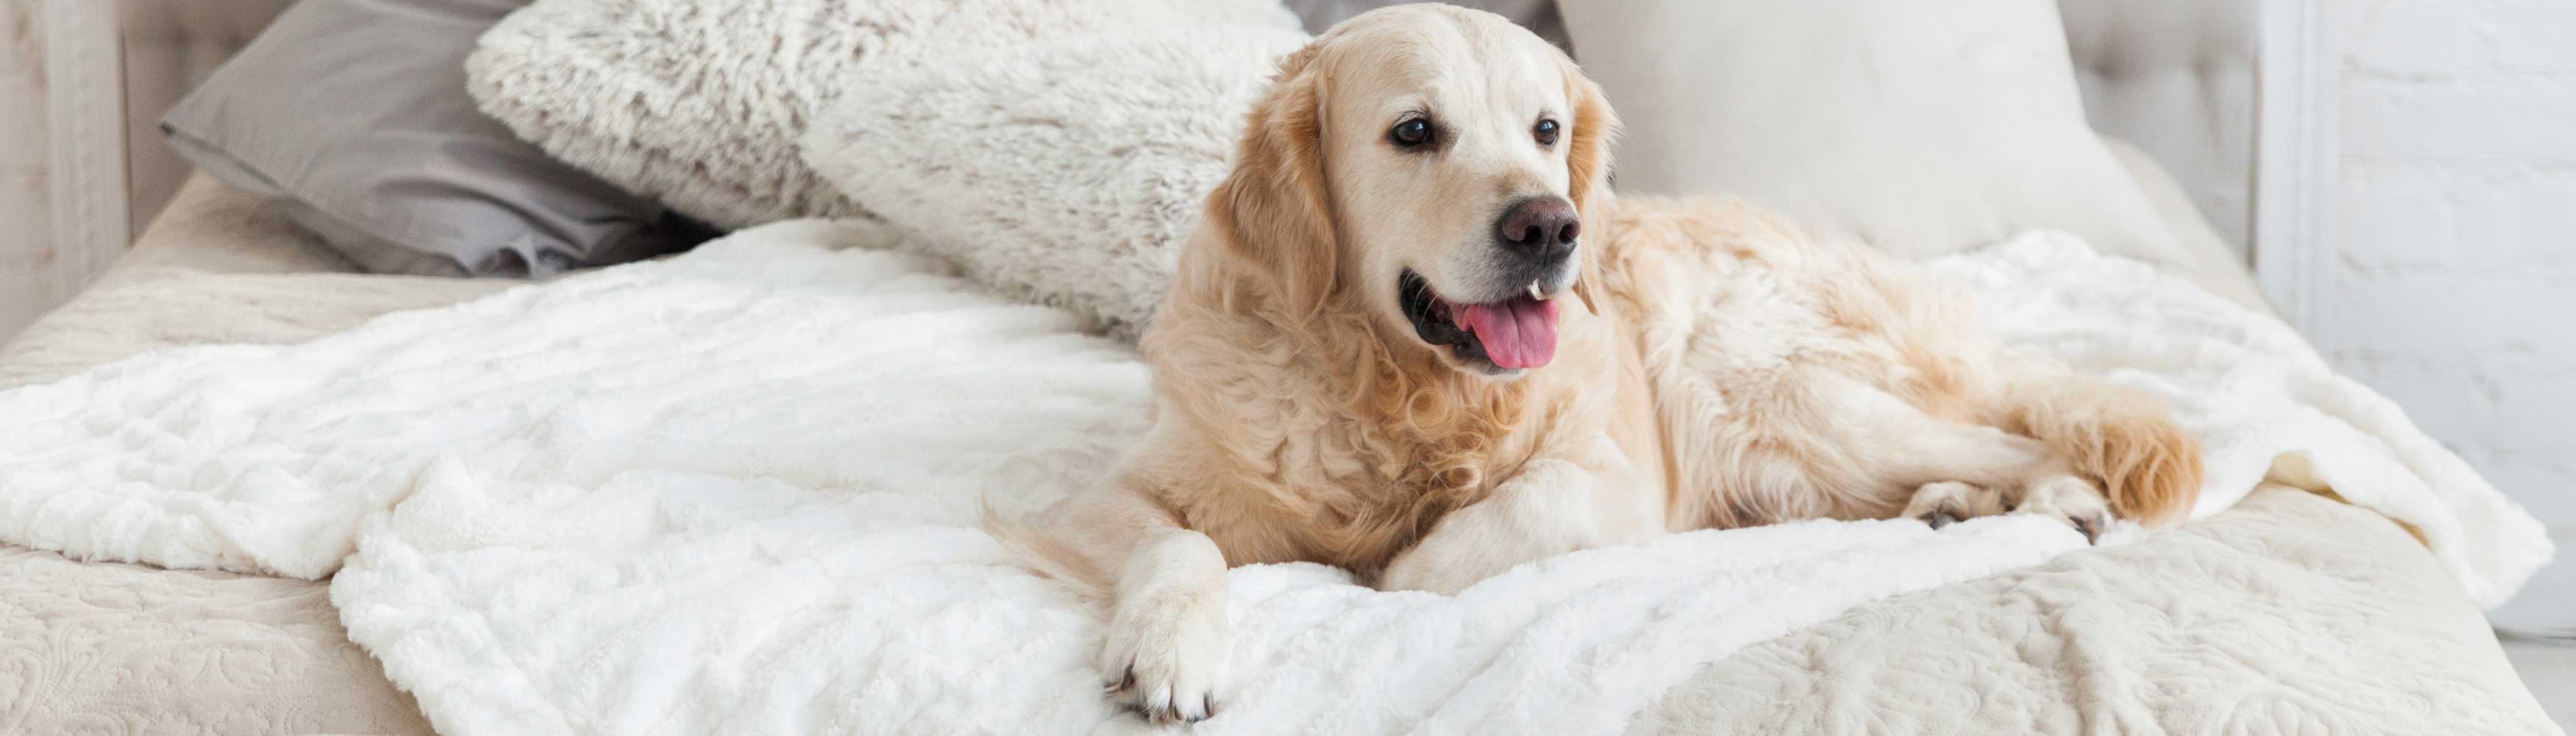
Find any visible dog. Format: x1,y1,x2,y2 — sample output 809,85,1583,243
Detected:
993,4,2202,723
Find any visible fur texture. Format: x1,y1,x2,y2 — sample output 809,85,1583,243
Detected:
1011,6,2212,722
469,0,1298,229
1593,198,2204,530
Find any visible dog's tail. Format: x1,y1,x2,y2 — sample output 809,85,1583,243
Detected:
1999,374,2204,526
979,497,1117,604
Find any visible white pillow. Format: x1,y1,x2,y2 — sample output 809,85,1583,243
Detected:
803,25,1311,336
469,0,1299,230
1559,0,2190,265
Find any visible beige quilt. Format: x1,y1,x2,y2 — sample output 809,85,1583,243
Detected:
0,177,493,736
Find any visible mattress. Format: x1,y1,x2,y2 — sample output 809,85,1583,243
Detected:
0,175,2555,734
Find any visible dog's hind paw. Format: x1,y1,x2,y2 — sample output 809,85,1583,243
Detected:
1905,481,2002,530
2016,475,2114,545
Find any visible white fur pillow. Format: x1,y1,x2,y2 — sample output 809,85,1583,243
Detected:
803,26,1310,336
468,0,1298,230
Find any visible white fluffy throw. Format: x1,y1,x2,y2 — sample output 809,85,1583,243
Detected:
0,224,2549,734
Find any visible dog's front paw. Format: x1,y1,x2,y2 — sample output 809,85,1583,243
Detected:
1379,545,1482,595
1100,594,1226,723
1099,568,1228,723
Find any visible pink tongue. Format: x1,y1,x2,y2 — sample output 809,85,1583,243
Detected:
1459,297,1561,369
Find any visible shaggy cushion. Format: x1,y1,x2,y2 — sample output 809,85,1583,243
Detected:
468,0,1299,230
1558,0,2191,265
802,25,1310,336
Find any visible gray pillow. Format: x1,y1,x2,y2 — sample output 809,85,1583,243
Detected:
1284,0,1567,47
161,0,712,277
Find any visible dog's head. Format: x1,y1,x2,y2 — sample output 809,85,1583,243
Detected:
1207,5,1617,379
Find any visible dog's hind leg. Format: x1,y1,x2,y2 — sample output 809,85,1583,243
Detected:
1883,366,2206,536
1744,372,2119,542
1987,369,2204,526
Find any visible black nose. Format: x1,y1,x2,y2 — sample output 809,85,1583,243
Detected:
1494,197,1580,261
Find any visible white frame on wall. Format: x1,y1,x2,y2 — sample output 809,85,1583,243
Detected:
2253,0,2340,342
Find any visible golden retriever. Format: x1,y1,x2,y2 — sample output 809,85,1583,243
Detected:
996,4,2201,723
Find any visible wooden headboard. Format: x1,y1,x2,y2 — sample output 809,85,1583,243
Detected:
40,0,291,307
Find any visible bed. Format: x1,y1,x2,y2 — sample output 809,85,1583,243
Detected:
1,2,2563,735
4,172,2554,735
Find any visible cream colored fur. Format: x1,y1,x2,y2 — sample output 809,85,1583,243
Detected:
1004,6,2201,723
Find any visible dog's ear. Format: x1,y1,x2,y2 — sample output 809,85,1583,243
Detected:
1207,42,1338,322
1562,65,1619,217
1561,63,1619,314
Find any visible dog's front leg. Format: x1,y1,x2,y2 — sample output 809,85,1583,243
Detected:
1027,468,1230,724
1100,525,1229,724
1379,435,1660,594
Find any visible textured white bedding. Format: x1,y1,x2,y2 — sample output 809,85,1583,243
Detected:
0,213,2555,734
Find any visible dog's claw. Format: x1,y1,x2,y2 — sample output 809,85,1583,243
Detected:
2071,514,2103,545
1133,693,1210,726
1105,665,1136,696
1096,584,1226,728
1122,693,1213,726
1920,511,1961,530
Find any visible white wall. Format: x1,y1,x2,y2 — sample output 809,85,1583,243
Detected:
2329,0,2576,595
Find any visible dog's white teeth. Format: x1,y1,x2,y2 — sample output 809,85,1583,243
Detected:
1529,281,1549,301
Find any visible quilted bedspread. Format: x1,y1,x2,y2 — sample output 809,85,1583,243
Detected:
1632,485,2563,735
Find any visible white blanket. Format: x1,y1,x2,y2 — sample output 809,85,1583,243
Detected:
0,222,2549,735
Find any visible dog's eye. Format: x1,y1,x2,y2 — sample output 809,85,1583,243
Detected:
1390,118,1434,149
1534,118,1560,146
